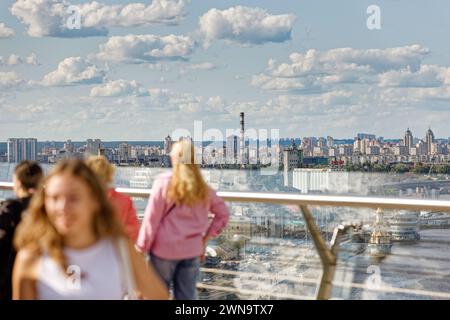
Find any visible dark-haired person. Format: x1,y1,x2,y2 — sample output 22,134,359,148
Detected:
0,161,43,300
12,159,168,300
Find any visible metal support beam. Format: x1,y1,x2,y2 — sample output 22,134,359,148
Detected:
299,205,336,300
299,206,361,300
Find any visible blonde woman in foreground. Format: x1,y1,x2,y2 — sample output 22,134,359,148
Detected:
12,159,169,300
136,140,230,300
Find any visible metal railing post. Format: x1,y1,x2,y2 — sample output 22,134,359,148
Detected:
300,204,360,300
299,205,336,300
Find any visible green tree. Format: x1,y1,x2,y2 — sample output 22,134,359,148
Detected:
411,164,429,174
372,164,388,172
392,163,409,173
434,164,450,174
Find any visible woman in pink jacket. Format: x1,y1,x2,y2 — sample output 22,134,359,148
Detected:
136,140,230,300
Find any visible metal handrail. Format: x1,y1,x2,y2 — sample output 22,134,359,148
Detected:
3,182,450,212
114,187,450,212
2,181,450,299
0,181,13,190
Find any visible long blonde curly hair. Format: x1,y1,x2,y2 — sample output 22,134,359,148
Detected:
167,140,209,206
14,159,124,270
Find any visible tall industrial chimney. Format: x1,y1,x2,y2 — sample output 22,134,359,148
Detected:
240,112,245,165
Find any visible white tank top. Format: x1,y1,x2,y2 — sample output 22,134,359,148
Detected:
37,238,125,300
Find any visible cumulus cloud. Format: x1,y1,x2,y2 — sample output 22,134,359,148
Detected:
321,91,354,106
80,0,188,27
94,34,195,63
224,95,350,129
382,87,450,101
185,62,217,70
179,62,217,75
10,0,106,37
145,62,169,71
413,86,450,99
412,87,450,100
206,96,226,109
144,88,229,114
0,72,24,88
0,23,14,38
246,74,450,136
216,91,411,136
0,102,56,124
42,57,105,86
379,65,450,87
0,23,15,38
7,54,22,66
259,92,354,116
147,88,175,108
251,73,323,93
272,45,428,76
25,53,40,65
163,90,201,110
143,89,354,120
253,44,450,110
253,45,431,92
0,53,39,66
10,0,189,37
90,79,148,97
319,45,428,72
199,6,295,45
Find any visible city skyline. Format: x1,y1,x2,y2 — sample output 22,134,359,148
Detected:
1,0,450,140
1,126,450,143
2,125,449,165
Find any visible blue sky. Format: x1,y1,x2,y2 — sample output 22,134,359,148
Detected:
1,0,450,141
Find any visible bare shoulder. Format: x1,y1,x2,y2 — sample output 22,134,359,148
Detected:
13,245,41,299
15,246,41,276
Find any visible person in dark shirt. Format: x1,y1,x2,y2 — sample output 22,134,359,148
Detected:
0,161,43,300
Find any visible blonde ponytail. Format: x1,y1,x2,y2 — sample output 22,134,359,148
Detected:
167,140,209,206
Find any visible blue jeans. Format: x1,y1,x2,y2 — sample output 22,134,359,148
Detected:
149,254,200,300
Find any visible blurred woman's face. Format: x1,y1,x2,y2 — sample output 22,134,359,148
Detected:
44,173,99,238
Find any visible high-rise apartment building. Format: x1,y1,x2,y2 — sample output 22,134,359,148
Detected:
403,128,413,150
7,138,38,163
226,135,239,164
425,128,435,155
118,143,132,163
86,139,102,157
